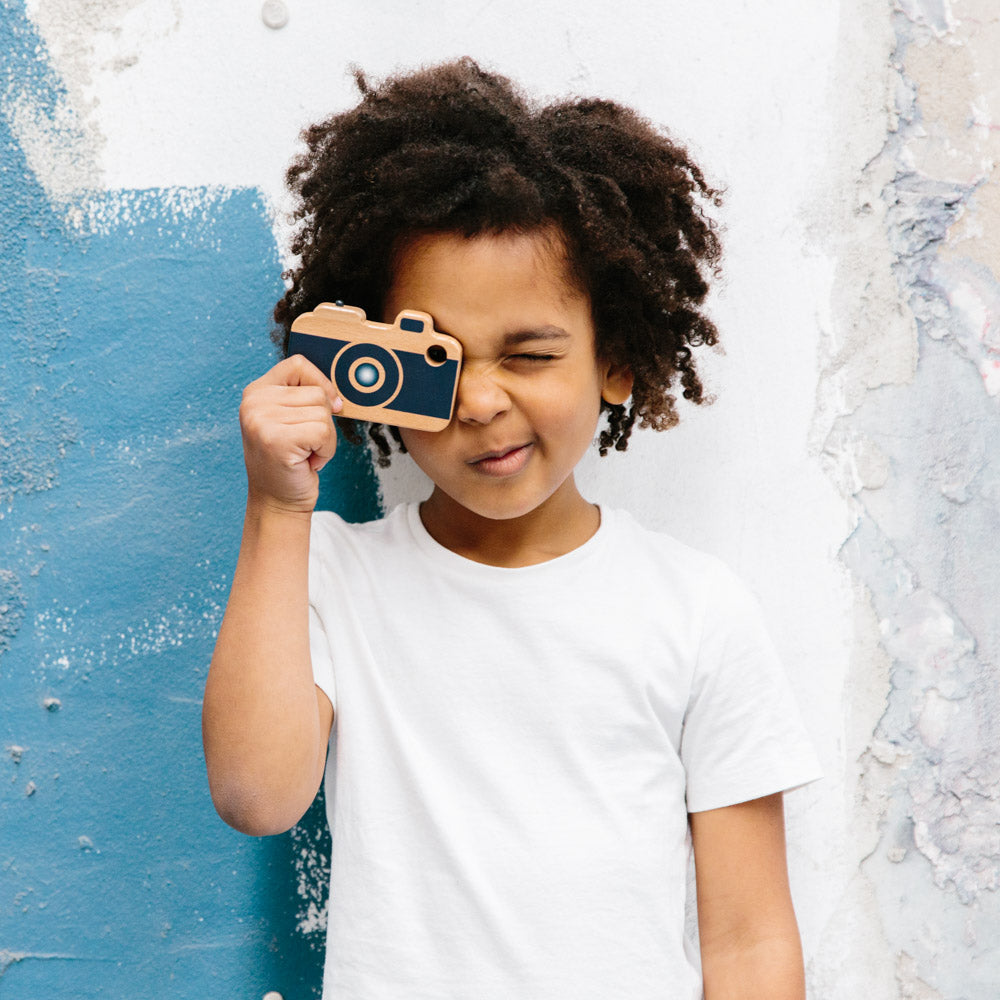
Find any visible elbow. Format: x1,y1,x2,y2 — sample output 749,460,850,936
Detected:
207,774,312,837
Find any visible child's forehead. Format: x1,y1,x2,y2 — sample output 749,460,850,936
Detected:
389,226,585,301
384,229,595,351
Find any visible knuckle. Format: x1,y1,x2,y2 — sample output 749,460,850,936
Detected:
257,423,282,451
239,399,263,432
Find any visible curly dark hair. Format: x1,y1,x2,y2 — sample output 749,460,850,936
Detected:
273,57,722,465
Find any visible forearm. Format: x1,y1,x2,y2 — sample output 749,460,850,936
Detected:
691,794,806,1000
701,930,805,1000
203,496,324,835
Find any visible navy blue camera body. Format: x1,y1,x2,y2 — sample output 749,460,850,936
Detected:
289,303,462,431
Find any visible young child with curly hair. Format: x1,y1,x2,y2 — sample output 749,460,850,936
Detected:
203,58,820,1000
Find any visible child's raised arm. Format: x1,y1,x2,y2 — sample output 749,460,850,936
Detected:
690,793,806,1000
202,356,341,836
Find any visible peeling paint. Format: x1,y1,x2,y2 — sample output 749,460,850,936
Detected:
0,569,28,656
897,952,945,1000
815,0,1000,995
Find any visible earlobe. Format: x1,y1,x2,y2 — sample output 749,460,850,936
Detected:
601,365,633,406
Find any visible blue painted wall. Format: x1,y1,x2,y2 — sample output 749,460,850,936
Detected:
0,5,379,996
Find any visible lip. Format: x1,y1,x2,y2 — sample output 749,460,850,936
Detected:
467,443,533,477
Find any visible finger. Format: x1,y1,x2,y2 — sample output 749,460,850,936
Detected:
307,426,338,472
285,413,336,473
241,386,338,428
269,403,339,428
253,355,342,408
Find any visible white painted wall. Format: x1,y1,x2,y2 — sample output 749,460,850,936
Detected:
15,0,999,994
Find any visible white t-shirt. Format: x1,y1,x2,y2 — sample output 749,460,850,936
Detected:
308,503,821,1000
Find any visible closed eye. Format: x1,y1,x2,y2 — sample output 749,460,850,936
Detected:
510,353,558,362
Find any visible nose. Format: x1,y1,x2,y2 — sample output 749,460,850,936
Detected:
454,367,511,425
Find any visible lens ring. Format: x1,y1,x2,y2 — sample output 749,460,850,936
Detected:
349,358,385,393
335,343,401,407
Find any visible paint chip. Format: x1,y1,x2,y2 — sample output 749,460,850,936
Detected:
261,1,289,29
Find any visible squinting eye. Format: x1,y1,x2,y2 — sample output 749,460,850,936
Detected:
512,354,557,362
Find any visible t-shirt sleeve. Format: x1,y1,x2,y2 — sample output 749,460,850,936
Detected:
681,562,822,813
307,515,338,712
309,603,338,711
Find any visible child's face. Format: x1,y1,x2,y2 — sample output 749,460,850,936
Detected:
384,227,630,525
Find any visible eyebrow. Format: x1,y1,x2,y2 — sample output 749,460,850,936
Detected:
499,327,572,348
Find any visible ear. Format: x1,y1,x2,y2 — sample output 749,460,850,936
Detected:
601,364,633,406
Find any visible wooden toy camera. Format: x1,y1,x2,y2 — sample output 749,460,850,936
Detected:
289,303,462,431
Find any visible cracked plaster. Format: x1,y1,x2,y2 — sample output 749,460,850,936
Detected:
813,0,1000,996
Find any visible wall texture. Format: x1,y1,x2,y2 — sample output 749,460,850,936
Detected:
809,3,1000,996
1,0,997,997
1,5,378,996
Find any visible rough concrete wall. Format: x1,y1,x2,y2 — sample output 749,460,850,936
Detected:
2,0,997,997
809,1,1000,997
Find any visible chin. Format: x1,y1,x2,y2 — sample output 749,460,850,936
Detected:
448,486,560,523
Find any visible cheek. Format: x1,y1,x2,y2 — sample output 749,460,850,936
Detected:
398,427,441,467
549,373,605,428
530,390,604,461
398,427,421,454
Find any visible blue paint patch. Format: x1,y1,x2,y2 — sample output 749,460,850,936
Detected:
0,3,379,998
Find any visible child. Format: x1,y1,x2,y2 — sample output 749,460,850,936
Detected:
203,58,821,999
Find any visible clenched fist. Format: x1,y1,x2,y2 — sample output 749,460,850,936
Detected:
239,355,342,513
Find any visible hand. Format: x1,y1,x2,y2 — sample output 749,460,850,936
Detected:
239,355,342,513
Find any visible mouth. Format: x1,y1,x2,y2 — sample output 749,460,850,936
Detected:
467,443,533,477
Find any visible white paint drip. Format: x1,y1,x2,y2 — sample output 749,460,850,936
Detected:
288,822,329,940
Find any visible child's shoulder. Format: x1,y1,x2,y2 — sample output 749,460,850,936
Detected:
605,507,728,580
310,502,409,539
604,508,767,621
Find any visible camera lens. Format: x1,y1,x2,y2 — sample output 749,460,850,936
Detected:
335,343,401,407
426,345,447,365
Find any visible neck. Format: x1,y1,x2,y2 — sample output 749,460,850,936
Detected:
418,479,600,567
